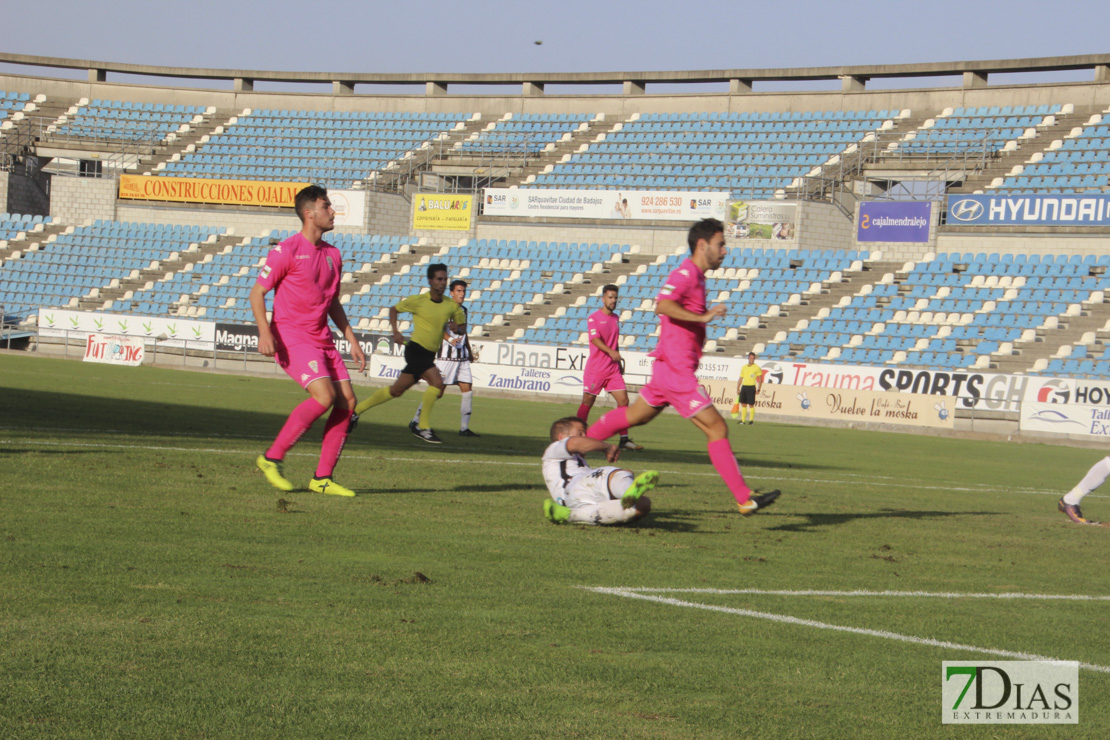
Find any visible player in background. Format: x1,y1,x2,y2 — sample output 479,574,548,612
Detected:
351,263,465,444
577,284,643,450
736,352,763,425
584,219,781,515
541,416,659,525
1058,457,1107,524
250,185,366,497
408,279,480,437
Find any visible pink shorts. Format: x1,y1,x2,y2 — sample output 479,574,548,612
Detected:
276,344,350,389
638,359,713,419
583,363,626,396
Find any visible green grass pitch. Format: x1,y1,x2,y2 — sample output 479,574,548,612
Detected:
1,353,1107,738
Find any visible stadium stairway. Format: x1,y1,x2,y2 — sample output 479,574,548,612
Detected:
511,115,615,188
475,249,661,342
994,292,1110,373
719,259,905,355
144,108,239,176
0,218,70,265
81,230,243,313
961,105,1099,193
369,115,487,192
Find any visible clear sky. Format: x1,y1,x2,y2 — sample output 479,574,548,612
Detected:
2,0,1106,76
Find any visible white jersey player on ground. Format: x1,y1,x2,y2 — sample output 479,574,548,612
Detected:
541,416,659,525
409,279,480,437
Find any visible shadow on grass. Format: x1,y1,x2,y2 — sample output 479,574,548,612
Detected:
763,509,1002,533
4,389,846,474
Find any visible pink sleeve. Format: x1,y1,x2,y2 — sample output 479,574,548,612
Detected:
255,247,290,291
657,266,691,302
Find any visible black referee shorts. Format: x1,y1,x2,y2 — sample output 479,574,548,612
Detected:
739,385,757,405
402,342,438,379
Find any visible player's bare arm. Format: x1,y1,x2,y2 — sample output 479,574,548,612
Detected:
328,297,366,373
656,298,728,323
566,435,621,463
248,282,276,357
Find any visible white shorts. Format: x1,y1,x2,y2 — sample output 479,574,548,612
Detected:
437,359,472,386
565,466,626,508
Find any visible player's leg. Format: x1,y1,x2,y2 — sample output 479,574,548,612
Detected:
1059,456,1110,524
411,365,446,442
258,345,331,491
577,390,597,424
586,396,661,441
458,376,478,436
309,350,357,496
609,388,643,450
567,498,651,525
690,405,779,515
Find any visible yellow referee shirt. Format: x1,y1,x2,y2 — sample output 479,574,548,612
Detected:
396,293,466,352
739,363,763,386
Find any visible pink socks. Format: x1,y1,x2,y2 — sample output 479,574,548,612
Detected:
266,398,327,460
707,438,752,504
316,406,352,479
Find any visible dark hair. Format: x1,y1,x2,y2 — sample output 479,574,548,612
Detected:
550,416,586,442
602,284,619,295
450,279,468,291
294,185,329,222
687,218,724,253
427,263,448,280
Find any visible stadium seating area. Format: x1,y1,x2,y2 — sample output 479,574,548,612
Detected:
458,113,597,155
6,209,1110,380
530,110,898,199
51,99,206,144
159,110,473,188
996,116,1110,193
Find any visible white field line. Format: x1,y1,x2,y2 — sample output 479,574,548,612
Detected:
0,435,1097,499
585,587,1110,674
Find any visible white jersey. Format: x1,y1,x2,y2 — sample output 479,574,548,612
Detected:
541,438,595,503
437,305,471,362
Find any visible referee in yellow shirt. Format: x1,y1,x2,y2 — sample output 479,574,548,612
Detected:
735,352,763,425
352,263,466,444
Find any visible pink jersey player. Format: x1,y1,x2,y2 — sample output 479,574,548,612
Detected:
249,186,366,499
577,285,642,451
584,219,781,516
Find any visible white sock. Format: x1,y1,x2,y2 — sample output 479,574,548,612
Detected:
460,391,473,431
1063,456,1110,505
569,499,648,525
411,403,423,427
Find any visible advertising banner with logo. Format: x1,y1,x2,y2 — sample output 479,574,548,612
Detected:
83,333,145,366
942,661,1077,725
701,378,954,428
412,193,473,231
946,193,1110,227
1020,377,1110,437
213,322,390,360
38,309,214,348
118,175,310,208
857,201,932,242
750,359,1027,412
724,200,797,240
330,189,366,228
482,188,728,221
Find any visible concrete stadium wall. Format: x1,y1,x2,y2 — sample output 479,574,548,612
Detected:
49,176,116,223
4,71,1110,120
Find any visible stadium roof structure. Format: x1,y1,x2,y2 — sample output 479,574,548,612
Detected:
2,52,1109,95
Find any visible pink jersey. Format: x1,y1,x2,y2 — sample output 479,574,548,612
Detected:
585,309,620,373
650,257,706,374
255,232,342,349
